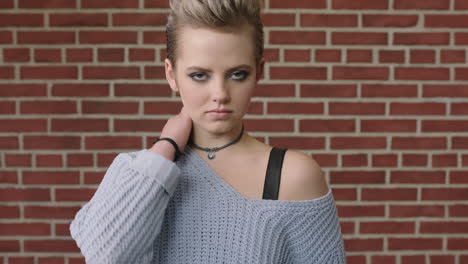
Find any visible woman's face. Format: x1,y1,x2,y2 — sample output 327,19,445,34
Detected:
165,24,264,134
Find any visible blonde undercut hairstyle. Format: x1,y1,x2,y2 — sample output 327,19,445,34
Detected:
165,0,264,69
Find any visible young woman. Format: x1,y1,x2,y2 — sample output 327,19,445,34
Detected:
70,0,346,263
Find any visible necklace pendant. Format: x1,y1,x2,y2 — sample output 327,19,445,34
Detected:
207,151,216,160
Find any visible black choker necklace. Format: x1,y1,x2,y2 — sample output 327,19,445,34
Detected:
189,123,244,160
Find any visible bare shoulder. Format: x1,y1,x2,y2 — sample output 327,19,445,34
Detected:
278,149,329,201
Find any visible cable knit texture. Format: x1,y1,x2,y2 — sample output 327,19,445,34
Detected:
70,145,346,264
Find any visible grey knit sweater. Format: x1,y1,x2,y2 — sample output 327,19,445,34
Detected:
70,145,346,264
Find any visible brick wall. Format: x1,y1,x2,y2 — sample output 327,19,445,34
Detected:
1,0,468,263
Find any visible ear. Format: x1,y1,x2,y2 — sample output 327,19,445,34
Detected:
255,57,265,82
165,58,178,92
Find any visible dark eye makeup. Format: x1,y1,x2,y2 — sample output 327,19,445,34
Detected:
188,70,250,82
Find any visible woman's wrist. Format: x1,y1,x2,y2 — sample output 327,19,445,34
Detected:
150,140,176,161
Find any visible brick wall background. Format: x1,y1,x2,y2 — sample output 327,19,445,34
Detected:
1,0,468,263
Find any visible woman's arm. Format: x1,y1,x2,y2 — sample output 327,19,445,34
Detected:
69,148,181,264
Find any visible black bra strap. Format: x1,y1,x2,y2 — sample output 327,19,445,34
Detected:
262,147,287,200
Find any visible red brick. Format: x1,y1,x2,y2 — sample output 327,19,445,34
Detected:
81,0,138,8
82,101,138,114
83,66,140,79
422,120,468,132
0,170,16,183
333,0,388,9
302,84,355,97
455,0,468,9
430,255,454,264
113,13,170,26
422,188,468,200
80,31,137,44
0,14,43,27
441,49,466,63
0,31,13,44
0,101,15,114
5,154,31,167
52,118,108,132
450,171,468,183
330,102,385,115
67,153,94,167
391,170,445,183
379,50,405,63
394,32,449,45
362,84,417,97
269,136,324,149
38,257,64,264
363,188,417,201
331,137,386,149
85,136,142,150
254,84,294,97
0,205,20,218
23,171,79,185
144,66,165,79
129,48,156,62
372,154,398,167
371,256,396,264
342,154,367,167
395,0,449,9
268,102,322,114
0,240,20,251
392,137,446,150
395,67,449,80
363,14,418,27
66,48,93,62
270,31,325,44
0,0,13,8
447,238,468,250
24,239,78,252
347,49,372,63
114,119,161,132
0,223,50,236
21,66,77,80
330,171,385,184
301,14,357,27
24,136,81,150
55,188,96,201
0,66,14,79
390,205,444,217
97,48,124,62
392,102,435,117
315,49,341,62
300,119,355,132
452,137,468,149
284,49,311,62
3,48,30,62
52,83,109,97
345,238,383,251
361,221,415,234
0,119,47,132
18,31,75,44
144,0,169,8
0,188,50,202
50,13,107,27
270,0,326,8
410,50,435,64
361,120,416,132
36,154,62,167
24,206,80,219
424,85,468,97
333,188,358,201
456,68,468,80
420,221,468,233
34,49,61,63
401,255,426,264
0,137,19,149
20,101,76,114
143,31,166,44
19,0,76,8
270,66,326,80
333,66,388,80
388,238,442,250
332,32,387,45
262,14,295,27
455,32,468,45
425,15,468,28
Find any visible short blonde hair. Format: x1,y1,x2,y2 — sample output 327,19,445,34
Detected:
166,0,264,68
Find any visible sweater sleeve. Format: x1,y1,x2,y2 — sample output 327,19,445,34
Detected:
285,193,347,264
69,149,181,264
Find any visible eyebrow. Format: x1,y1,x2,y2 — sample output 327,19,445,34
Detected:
186,64,253,73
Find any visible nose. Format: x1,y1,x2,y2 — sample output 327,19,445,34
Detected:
210,77,230,104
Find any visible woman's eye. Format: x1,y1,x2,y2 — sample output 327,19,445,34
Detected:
231,70,249,81
189,72,208,81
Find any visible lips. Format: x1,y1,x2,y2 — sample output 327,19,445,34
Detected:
208,109,232,113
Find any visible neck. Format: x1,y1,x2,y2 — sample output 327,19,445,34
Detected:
189,122,247,150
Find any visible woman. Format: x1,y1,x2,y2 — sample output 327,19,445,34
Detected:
70,0,346,263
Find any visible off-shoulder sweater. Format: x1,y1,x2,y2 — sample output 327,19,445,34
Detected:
70,145,346,264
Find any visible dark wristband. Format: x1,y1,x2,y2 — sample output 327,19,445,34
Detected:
152,137,183,162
